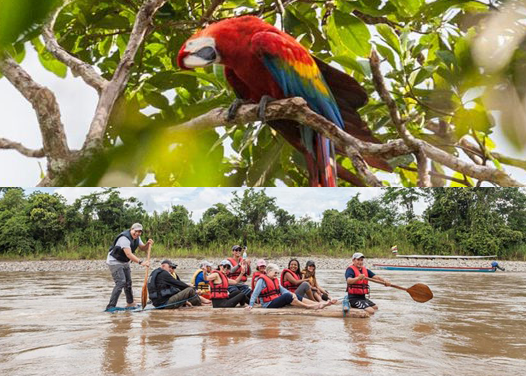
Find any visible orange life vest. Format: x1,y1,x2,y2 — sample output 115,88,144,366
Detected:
280,269,300,293
210,271,229,299
346,265,369,295
251,271,265,290
228,257,250,282
259,274,281,303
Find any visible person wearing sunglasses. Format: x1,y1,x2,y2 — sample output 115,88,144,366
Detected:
227,245,252,299
205,260,249,308
105,223,154,311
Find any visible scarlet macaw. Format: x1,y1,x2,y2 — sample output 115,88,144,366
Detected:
177,16,390,186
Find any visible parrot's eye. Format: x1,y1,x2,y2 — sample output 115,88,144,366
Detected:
194,46,217,61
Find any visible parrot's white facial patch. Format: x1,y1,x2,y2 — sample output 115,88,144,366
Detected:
183,37,221,67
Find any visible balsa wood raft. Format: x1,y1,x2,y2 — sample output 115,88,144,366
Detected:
150,305,370,318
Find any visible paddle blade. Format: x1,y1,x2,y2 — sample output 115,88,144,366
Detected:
141,283,148,309
407,283,433,303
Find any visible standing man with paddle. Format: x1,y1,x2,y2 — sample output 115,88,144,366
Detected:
105,223,153,311
345,252,390,315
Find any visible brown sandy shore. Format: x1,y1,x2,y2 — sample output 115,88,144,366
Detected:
0,257,524,272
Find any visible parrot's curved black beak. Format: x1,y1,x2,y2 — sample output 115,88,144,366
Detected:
193,46,217,62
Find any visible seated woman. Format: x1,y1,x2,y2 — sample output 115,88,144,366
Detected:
246,264,330,310
251,259,267,291
281,259,316,301
205,260,249,308
302,260,338,304
191,260,213,300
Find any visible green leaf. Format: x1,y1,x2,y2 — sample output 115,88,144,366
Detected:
31,37,67,78
390,0,424,17
327,10,371,57
144,91,170,110
450,172,473,187
452,107,491,138
376,24,401,53
94,14,130,30
247,138,286,187
375,43,397,69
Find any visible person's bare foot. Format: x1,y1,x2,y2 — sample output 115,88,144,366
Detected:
125,302,138,308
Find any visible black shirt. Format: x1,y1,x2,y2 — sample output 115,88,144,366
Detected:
153,269,191,306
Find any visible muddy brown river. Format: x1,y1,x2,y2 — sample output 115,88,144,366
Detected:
1,269,525,375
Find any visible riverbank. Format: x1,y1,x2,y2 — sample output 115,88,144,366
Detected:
1,257,525,272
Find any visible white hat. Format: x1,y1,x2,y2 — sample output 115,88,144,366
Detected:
220,259,233,268
352,252,365,260
131,223,143,231
200,260,213,268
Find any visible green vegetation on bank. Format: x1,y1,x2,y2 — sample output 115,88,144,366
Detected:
0,188,525,261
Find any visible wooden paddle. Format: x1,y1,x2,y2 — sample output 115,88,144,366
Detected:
141,242,152,309
366,277,433,303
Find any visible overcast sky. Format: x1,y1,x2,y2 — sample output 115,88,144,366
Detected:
23,187,429,222
1,45,525,186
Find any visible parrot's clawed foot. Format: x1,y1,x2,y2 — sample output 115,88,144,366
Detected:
257,95,276,123
227,98,249,121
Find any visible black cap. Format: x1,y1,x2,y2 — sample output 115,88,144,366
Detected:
232,245,242,252
306,260,316,267
161,259,177,268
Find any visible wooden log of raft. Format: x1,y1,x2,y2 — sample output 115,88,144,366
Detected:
152,305,370,318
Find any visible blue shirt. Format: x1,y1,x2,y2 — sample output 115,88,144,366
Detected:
249,278,290,308
194,271,208,286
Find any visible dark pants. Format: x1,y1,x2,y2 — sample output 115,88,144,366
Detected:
228,283,252,298
212,290,248,308
266,293,294,308
165,287,202,309
106,263,133,309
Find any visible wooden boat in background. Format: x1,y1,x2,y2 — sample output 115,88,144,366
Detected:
373,264,497,272
395,255,497,260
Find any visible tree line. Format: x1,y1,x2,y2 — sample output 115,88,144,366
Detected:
0,187,524,260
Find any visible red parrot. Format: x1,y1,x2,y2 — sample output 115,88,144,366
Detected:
177,15,390,186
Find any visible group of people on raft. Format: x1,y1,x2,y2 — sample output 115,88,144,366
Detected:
105,223,391,315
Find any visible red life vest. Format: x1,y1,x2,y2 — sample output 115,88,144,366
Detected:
259,274,281,303
251,271,265,290
210,271,229,299
346,265,370,295
280,269,300,293
228,257,249,282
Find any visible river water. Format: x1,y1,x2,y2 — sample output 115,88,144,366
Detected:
0,269,525,375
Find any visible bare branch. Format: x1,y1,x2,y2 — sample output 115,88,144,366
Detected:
42,1,108,93
370,50,431,186
0,56,70,164
82,0,167,153
0,138,45,158
416,151,432,187
400,166,473,186
201,0,226,24
168,97,524,187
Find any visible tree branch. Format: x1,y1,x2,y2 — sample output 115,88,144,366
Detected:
169,97,402,187
370,50,431,187
42,1,108,93
0,56,70,167
81,0,167,153
168,97,524,187
0,138,45,158
201,0,226,24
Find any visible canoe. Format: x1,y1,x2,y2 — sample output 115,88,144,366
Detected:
146,305,370,318
395,255,497,260
373,264,496,272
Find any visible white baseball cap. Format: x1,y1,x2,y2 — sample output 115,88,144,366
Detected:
352,252,365,260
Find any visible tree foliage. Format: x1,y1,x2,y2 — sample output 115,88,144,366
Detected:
1,187,525,259
0,0,525,186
